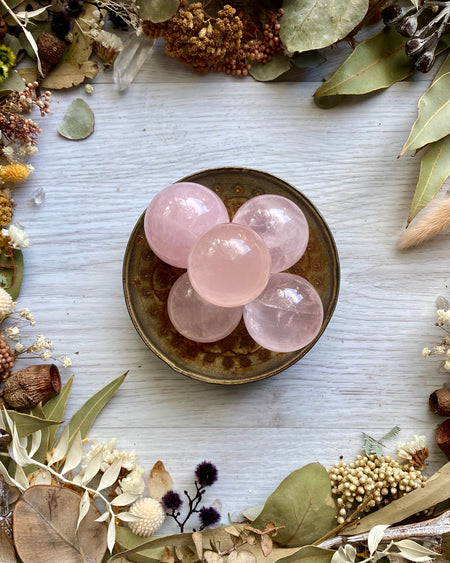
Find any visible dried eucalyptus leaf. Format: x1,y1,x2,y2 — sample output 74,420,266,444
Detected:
66,3,98,64
17,67,38,85
148,460,173,501
0,249,23,300
14,464,29,491
95,511,110,523
58,373,127,452
116,512,143,523
77,490,91,530
280,0,368,53
3,33,23,55
203,551,221,563
61,431,83,475
192,531,203,559
249,54,291,81
6,410,60,439
401,72,450,154
41,61,98,89
343,462,450,535
0,70,25,98
13,486,107,563
223,525,240,537
292,50,326,69
241,505,263,521
111,491,141,507
408,134,450,223
43,375,73,449
368,525,390,555
0,531,16,563
261,534,273,557
98,458,122,491
252,463,337,547
58,98,95,141
29,430,41,458
108,517,116,553
175,545,195,563
138,0,178,23
160,546,175,563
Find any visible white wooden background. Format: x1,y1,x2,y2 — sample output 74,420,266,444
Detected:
10,37,450,533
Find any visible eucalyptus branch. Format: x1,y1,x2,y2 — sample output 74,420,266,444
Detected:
217,525,285,558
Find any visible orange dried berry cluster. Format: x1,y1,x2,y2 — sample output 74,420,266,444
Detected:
143,2,284,76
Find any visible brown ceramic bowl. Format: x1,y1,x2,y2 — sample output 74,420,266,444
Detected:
123,168,339,384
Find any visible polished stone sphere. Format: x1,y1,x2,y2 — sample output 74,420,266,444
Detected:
168,273,242,343
188,223,271,308
232,194,309,273
144,182,230,268
243,273,323,352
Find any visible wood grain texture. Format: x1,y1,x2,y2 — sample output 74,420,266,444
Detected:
10,75,450,533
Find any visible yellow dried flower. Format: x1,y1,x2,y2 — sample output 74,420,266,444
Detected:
0,192,13,226
128,498,165,537
0,163,32,183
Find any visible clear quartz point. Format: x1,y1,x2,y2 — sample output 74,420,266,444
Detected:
31,188,45,205
113,33,154,91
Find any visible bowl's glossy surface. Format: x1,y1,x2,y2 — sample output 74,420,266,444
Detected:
123,168,340,384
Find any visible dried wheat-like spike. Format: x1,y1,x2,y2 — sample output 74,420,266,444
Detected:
398,199,450,250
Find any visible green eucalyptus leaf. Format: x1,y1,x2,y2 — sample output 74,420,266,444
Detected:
242,504,263,521
43,375,73,450
401,72,450,154
343,462,450,535
280,0,368,54
57,373,127,452
28,404,50,468
138,0,178,23
252,463,337,548
58,98,95,141
314,28,412,99
0,0,23,14
0,249,23,299
434,51,450,81
0,69,25,98
250,54,291,81
3,411,60,439
3,33,24,56
292,50,326,69
408,134,450,223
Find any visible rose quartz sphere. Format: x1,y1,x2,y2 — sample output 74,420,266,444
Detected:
168,273,242,343
243,273,323,353
232,195,309,273
188,223,271,308
144,182,230,268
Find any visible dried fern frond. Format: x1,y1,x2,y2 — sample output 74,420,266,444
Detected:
398,199,450,250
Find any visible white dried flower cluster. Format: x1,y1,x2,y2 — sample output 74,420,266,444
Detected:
397,435,427,464
81,439,145,495
0,287,13,321
128,498,165,537
329,455,426,524
422,301,450,371
2,223,29,249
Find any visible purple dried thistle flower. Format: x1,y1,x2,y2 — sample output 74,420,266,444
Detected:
199,506,220,528
195,461,218,487
162,490,183,511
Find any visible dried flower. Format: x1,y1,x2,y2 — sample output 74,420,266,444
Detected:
162,490,183,510
128,498,165,537
198,506,220,529
0,46,15,70
2,223,29,249
0,163,33,184
0,333,15,379
0,113,42,146
397,435,429,468
0,287,13,321
0,192,13,226
195,461,218,487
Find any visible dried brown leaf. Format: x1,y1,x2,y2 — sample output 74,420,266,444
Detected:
148,461,173,502
17,67,37,85
160,546,174,563
235,550,257,563
174,545,195,562
261,534,273,557
41,61,98,89
203,550,222,563
192,531,203,559
66,3,98,64
228,552,238,563
246,534,256,545
0,531,16,563
13,485,107,563
224,525,241,537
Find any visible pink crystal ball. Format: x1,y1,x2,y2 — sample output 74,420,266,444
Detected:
188,223,272,308
144,182,230,268
232,194,309,273
168,273,242,343
243,273,324,353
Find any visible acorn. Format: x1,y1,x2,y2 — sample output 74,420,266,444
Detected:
36,32,66,77
436,419,450,461
2,364,61,409
429,388,450,417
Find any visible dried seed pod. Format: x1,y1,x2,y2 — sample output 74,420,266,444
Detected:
36,32,66,77
0,429,11,450
429,388,450,417
436,419,450,460
3,364,61,408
